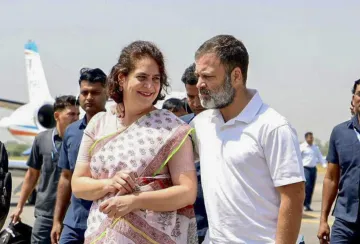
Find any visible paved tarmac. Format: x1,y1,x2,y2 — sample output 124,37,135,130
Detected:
3,169,334,244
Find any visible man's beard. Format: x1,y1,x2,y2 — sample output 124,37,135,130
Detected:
199,74,235,109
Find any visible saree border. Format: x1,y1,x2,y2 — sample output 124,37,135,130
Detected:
153,127,194,176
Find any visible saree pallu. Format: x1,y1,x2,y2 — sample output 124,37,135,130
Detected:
84,110,198,244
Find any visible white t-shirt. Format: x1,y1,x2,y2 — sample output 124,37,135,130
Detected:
191,89,305,243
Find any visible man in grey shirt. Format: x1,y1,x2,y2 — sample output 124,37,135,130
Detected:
11,95,79,244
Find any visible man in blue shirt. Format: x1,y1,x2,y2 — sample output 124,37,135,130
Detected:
318,79,360,243
51,68,107,244
11,96,79,244
179,63,208,244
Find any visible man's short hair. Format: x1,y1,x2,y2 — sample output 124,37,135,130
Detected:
53,95,78,112
305,132,313,138
162,98,184,112
182,97,192,113
195,35,249,83
79,68,107,87
181,63,197,86
352,78,360,94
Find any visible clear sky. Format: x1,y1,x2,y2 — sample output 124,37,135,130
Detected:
1,0,359,143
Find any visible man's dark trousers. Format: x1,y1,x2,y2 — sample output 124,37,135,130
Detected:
331,217,360,243
31,215,53,244
304,166,317,208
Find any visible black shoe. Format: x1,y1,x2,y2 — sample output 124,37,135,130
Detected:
304,206,313,211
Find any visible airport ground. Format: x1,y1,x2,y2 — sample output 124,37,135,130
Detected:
4,168,333,244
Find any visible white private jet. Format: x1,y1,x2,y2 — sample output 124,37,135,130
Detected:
0,41,186,169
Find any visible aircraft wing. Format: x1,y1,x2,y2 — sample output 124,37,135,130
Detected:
0,98,26,110
8,159,28,170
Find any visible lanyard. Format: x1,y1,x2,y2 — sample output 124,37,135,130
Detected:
51,129,62,161
52,129,59,154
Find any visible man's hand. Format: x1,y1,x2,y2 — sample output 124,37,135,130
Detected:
51,221,63,244
10,207,23,224
99,195,136,218
318,163,339,244
53,169,72,243
10,168,40,224
317,221,330,244
106,171,136,195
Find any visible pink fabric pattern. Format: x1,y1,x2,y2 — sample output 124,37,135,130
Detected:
84,109,197,244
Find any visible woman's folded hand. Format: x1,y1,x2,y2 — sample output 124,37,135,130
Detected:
99,195,136,219
105,171,137,195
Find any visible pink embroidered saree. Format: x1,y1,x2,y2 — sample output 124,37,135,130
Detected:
83,109,198,244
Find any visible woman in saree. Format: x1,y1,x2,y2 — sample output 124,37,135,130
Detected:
71,40,198,244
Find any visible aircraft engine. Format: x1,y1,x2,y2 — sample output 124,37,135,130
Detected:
34,103,55,129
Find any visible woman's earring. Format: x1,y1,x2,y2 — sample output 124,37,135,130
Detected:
119,85,123,92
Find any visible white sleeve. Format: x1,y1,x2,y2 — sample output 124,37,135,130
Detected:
299,143,304,153
76,133,94,163
315,146,327,165
83,112,103,140
299,144,305,157
263,124,306,187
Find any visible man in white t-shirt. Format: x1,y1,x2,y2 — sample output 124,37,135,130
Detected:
191,35,305,244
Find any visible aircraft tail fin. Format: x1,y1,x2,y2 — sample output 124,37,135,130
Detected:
24,41,52,103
